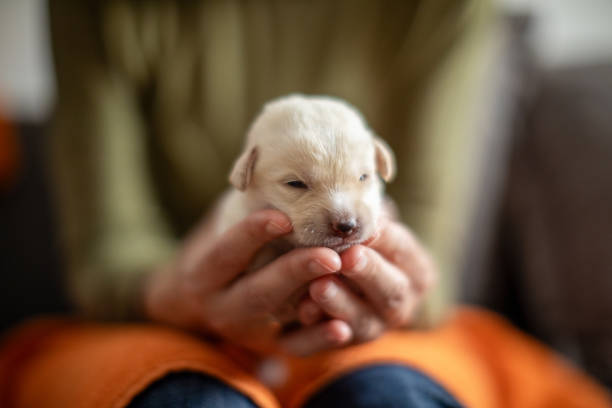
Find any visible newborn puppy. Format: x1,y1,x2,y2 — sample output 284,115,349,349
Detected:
215,94,395,257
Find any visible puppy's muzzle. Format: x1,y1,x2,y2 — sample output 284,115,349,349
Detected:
330,217,359,238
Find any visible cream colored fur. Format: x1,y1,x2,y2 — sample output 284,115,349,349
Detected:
215,94,395,255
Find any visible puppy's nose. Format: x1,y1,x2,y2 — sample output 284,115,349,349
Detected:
331,219,357,237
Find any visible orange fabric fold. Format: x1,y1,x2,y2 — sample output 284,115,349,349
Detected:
1,307,609,408
0,319,279,408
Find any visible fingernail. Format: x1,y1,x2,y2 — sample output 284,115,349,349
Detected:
309,258,339,274
266,221,291,235
320,281,338,300
336,322,352,342
326,321,352,343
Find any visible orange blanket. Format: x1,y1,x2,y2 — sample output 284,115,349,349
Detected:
0,307,609,408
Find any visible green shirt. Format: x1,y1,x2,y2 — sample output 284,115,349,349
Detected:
49,0,496,320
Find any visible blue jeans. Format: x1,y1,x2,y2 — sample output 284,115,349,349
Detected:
127,364,463,408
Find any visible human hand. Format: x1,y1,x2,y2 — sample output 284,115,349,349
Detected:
143,209,354,355
295,215,436,346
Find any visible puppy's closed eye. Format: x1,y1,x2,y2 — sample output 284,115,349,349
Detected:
286,180,308,189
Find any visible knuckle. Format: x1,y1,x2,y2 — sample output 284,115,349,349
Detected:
420,255,438,290
354,316,384,342
207,314,230,333
384,305,410,328
385,278,410,309
409,254,436,294
386,296,417,328
382,280,413,326
201,301,233,334
312,283,336,307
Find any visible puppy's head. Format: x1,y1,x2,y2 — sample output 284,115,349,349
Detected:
230,95,395,251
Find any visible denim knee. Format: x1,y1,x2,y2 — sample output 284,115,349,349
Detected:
127,371,258,408
303,364,463,408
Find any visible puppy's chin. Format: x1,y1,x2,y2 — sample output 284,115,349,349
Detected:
287,232,370,253
326,242,359,253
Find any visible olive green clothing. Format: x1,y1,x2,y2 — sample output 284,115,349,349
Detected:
49,0,496,319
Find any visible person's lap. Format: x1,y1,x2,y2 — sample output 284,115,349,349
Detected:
6,309,608,408
127,364,463,408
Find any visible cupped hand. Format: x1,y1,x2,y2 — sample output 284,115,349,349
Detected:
143,209,353,355
297,215,436,344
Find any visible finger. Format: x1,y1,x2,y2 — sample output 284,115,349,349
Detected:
182,209,293,291
341,245,417,327
281,320,352,357
227,247,341,317
367,220,436,293
309,276,385,342
298,298,325,326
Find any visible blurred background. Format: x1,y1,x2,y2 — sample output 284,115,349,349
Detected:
1,0,611,389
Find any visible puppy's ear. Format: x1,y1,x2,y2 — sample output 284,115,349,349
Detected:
373,137,396,182
229,146,258,191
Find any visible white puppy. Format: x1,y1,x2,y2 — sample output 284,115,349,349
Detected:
214,95,397,385
215,94,395,258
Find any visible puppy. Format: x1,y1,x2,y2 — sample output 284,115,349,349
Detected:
214,95,397,384
215,94,396,258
